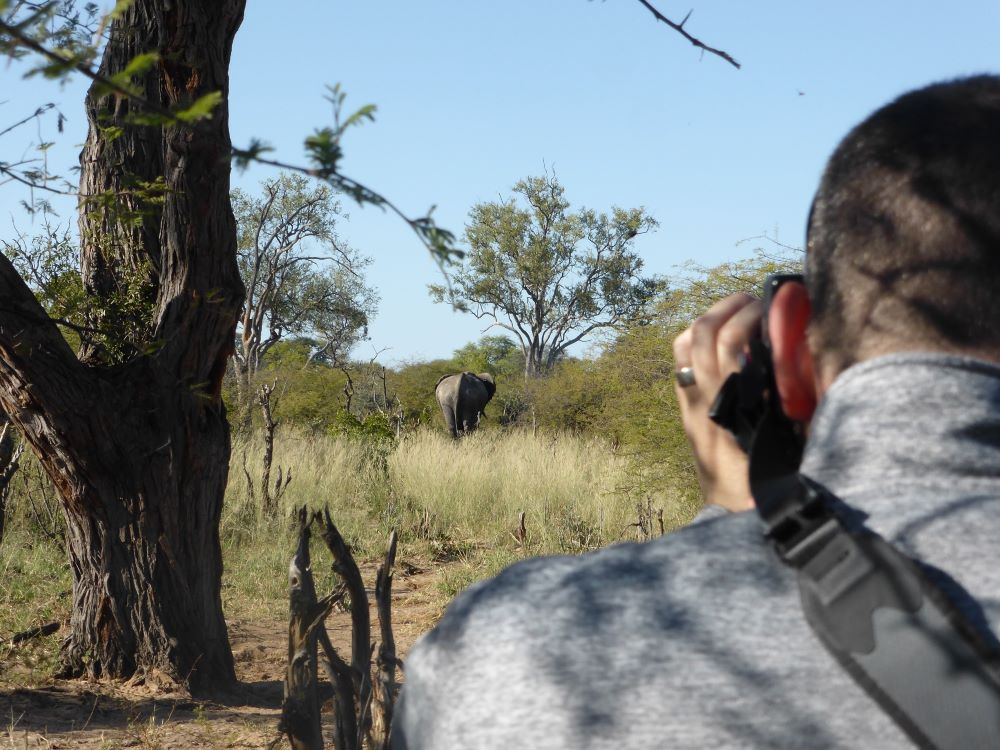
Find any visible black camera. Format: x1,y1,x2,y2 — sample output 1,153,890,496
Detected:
708,273,806,481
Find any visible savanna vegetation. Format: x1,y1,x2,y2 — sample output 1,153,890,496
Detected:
0,188,798,702
0,152,799,745
0,0,781,746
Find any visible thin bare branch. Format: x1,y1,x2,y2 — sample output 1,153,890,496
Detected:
1,14,460,263
634,0,740,69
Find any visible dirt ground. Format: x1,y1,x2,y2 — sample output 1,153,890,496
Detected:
0,561,446,749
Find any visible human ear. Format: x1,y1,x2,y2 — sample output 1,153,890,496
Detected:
767,280,818,422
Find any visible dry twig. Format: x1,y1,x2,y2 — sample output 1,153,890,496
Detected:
634,0,740,69
280,509,329,750
371,531,400,749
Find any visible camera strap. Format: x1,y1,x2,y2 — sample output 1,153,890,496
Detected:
750,403,1000,749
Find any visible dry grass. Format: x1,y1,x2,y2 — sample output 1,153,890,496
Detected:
223,426,697,609
389,429,636,551
0,426,698,656
0,528,68,686
227,425,689,554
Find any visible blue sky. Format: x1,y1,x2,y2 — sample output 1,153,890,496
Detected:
3,1,999,365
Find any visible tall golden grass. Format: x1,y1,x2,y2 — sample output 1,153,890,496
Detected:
0,427,700,635
389,429,632,549
224,425,701,613
229,426,698,554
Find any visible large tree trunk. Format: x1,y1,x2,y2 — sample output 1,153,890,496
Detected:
0,0,246,693
76,0,166,363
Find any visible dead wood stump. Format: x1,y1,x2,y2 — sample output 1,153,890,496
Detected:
280,507,400,750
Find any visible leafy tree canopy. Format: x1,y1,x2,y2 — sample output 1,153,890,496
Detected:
451,335,523,377
232,172,378,398
432,172,664,377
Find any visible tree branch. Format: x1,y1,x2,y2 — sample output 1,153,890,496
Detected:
634,0,740,69
0,13,461,265
0,252,87,454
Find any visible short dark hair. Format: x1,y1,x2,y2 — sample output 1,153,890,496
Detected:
806,75,1000,373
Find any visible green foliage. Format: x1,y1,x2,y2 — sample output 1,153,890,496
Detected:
262,361,349,433
676,246,803,322
84,251,158,361
232,137,273,171
330,410,396,444
81,176,168,228
2,1,103,78
304,83,377,179
527,358,607,433
2,221,85,348
436,172,663,376
389,358,455,427
451,335,522,376
173,91,223,123
232,172,378,407
264,338,316,369
70,172,172,362
94,50,159,99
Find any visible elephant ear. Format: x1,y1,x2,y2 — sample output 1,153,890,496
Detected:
476,373,497,399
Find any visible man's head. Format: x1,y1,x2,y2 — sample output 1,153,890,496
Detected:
808,75,1000,374
770,75,1000,418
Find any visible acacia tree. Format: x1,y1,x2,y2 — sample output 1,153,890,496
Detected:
232,173,377,402
434,173,662,377
670,244,803,325
0,0,246,691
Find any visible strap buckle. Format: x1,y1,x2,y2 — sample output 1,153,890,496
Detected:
765,484,839,567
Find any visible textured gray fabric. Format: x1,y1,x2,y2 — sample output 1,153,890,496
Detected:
392,353,1000,749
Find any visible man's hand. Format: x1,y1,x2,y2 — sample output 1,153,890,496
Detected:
673,294,762,511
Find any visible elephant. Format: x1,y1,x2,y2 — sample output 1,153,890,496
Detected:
435,372,496,438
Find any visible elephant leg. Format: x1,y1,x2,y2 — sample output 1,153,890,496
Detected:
440,402,458,439
461,406,479,434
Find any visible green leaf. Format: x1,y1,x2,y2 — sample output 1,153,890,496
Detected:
232,139,274,171
341,103,377,131
174,91,222,123
100,125,125,142
114,51,159,82
304,127,342,173
123,111,172,127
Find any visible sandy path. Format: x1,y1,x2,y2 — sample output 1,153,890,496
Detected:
1,562,445,749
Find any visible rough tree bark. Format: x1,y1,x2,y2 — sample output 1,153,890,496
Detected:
76,0,166,362
282,509,334,750
281,510,400,750
259,381,277,514
0,415,24,544
0,0,246,692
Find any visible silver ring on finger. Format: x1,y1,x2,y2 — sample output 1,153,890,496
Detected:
676,366,697,388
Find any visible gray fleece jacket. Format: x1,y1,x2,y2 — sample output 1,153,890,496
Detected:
392,353,1000,749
